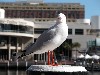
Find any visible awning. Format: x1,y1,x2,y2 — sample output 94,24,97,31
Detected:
92,55,100,59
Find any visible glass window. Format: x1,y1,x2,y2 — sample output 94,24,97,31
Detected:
11,37,17,46
0,36,8,45
34,38,37,43
68,29,72,35
34,28,48,34
0,23,33,34
75,29,83,35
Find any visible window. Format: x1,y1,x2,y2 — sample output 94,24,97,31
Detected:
75,29,83,35
34,28,48,34
11,37,17,46
72,8,75,9
0,36,8,45
34,38,37,43
68,29,72,35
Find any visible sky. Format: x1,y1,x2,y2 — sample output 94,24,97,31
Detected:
0,0,100,19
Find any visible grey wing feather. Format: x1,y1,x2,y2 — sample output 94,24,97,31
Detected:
13,24,57,59
35,28,56,46
25,24,57,55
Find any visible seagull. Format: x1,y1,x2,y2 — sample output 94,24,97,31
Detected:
13,13,68,59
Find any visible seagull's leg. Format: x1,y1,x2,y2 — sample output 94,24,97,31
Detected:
51,51,55,65
53,51,58,65
47,50,58,66
51,51,58,66
48,50,51,65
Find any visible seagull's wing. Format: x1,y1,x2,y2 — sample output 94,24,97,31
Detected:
12,24,57,59
35,27,57,47
25,24,57,54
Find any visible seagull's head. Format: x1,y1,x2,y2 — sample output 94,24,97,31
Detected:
56,13,66,24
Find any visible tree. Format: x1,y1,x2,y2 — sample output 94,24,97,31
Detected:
72,42,81,59
63,42,72,49
62,42,72,60
62,42,81,60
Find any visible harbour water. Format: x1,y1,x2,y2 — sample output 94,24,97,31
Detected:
0,70,100,75
0,70,27,75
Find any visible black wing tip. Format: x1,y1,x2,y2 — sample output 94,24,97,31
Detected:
12,52,25,60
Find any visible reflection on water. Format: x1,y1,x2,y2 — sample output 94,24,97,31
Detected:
8,70,27,75
88,72,100,75
0,70,100,75
0,70,27,75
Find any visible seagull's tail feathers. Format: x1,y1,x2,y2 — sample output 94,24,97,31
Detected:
12,50,26,61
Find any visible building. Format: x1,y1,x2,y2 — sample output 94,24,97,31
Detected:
0,2,84,22
0,9,34,61
16,0,43,3
24,17,100,60
0,9,5,18
0,2,99,61
0,9,99,61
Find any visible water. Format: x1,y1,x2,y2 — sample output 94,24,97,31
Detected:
88,72,100,75
0,70,27,75
0,70,100,75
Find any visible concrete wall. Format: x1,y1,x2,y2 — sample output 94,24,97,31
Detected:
0,9,5,19
33,20,95,51
91,16,100,29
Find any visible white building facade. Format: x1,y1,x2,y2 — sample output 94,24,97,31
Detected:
31,17,100,59
0,8,100,60
0,10,34,60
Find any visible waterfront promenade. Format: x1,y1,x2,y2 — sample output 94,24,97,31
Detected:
0,60,45,69
0,60,74,69
1,59,100,71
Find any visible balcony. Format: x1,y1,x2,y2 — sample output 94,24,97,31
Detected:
0,29,34,37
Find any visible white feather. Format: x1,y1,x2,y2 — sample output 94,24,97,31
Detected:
25,13,68,54
14,13,68,58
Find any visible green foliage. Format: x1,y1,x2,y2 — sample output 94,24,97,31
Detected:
72,42,81,50
62,42,81,50
63,42,72,49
